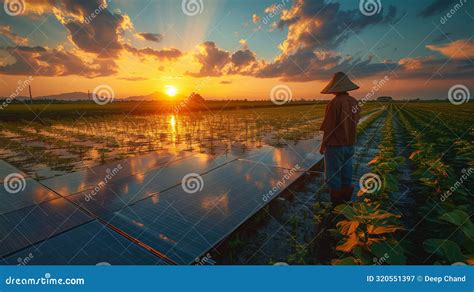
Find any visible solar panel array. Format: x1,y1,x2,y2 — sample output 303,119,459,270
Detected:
1,136,322,265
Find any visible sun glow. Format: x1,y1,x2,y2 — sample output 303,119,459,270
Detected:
165,85,178,97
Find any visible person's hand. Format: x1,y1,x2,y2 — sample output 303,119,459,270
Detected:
319,145,326,155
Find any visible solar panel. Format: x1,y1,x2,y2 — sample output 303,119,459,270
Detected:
64,153,238,218
41,151,193,196
0,160,26,181
240,137,322,170
101,160,303,264
0,197,93,258
1,220,167,265
1,178,60,215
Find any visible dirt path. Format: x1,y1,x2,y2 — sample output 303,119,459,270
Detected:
212,112,389,265
352,113,387,196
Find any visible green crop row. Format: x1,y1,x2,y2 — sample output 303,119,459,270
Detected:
398,107,473,265
331,107,407,265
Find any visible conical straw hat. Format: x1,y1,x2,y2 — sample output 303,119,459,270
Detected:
321,72,360,94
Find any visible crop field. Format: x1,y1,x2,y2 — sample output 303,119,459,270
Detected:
0,102,381,179
0,101,472,266
212,101,474,265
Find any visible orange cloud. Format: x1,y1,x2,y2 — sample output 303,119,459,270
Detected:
426,39,474,60
0,25,28,45
252,14,261,24
398,56,435,71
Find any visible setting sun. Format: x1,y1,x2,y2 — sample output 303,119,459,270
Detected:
165,85,178,97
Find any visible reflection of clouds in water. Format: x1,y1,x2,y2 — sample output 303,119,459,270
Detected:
254,181,264,190
151,194,159,204
159,233,177,245
132,220,144,228
201,193,229,213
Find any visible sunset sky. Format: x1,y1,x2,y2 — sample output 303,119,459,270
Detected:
0,0,473,100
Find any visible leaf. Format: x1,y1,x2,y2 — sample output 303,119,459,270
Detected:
440,210,474,240
336,220,360,235
367,224,401,235
368,156,380,166
424,239,465,263
352,246,374,265
333,204,356,220
440,210,470,226
461,224,474,241
371,241,407,265
393,156,404,163
336,233,360,252
409,150,422,160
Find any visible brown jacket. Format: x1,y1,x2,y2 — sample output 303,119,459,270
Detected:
320,93,359,150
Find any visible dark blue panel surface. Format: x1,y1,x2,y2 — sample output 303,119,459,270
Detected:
1,178,59,215
102,160,302,264
241,138,322,170
0,198,93,258
1,220,167,265
66,153,237,217
41,151,192,196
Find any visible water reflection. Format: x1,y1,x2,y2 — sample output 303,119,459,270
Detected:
201,193,229,213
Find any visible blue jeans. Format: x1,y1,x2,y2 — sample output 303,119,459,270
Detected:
324,145,354,190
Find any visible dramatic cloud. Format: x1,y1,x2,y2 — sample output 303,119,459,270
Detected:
0,46,116,77
276,0,397,54
0,0,182,78
123,44,182,60
0,26,28,46
187,42,231,77
395,56,474,80
187,42,262,77
254,0,398,81
136,32,163,43
51,0,132,58
418,0,452,17
426,39,474,60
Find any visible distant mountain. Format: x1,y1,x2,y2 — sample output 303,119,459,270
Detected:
1,92,90,101
1,91,191,102
38,92,90,101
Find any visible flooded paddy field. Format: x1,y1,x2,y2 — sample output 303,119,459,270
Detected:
0,103,382,179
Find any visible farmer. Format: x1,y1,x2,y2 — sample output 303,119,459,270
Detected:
319,72,360,205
